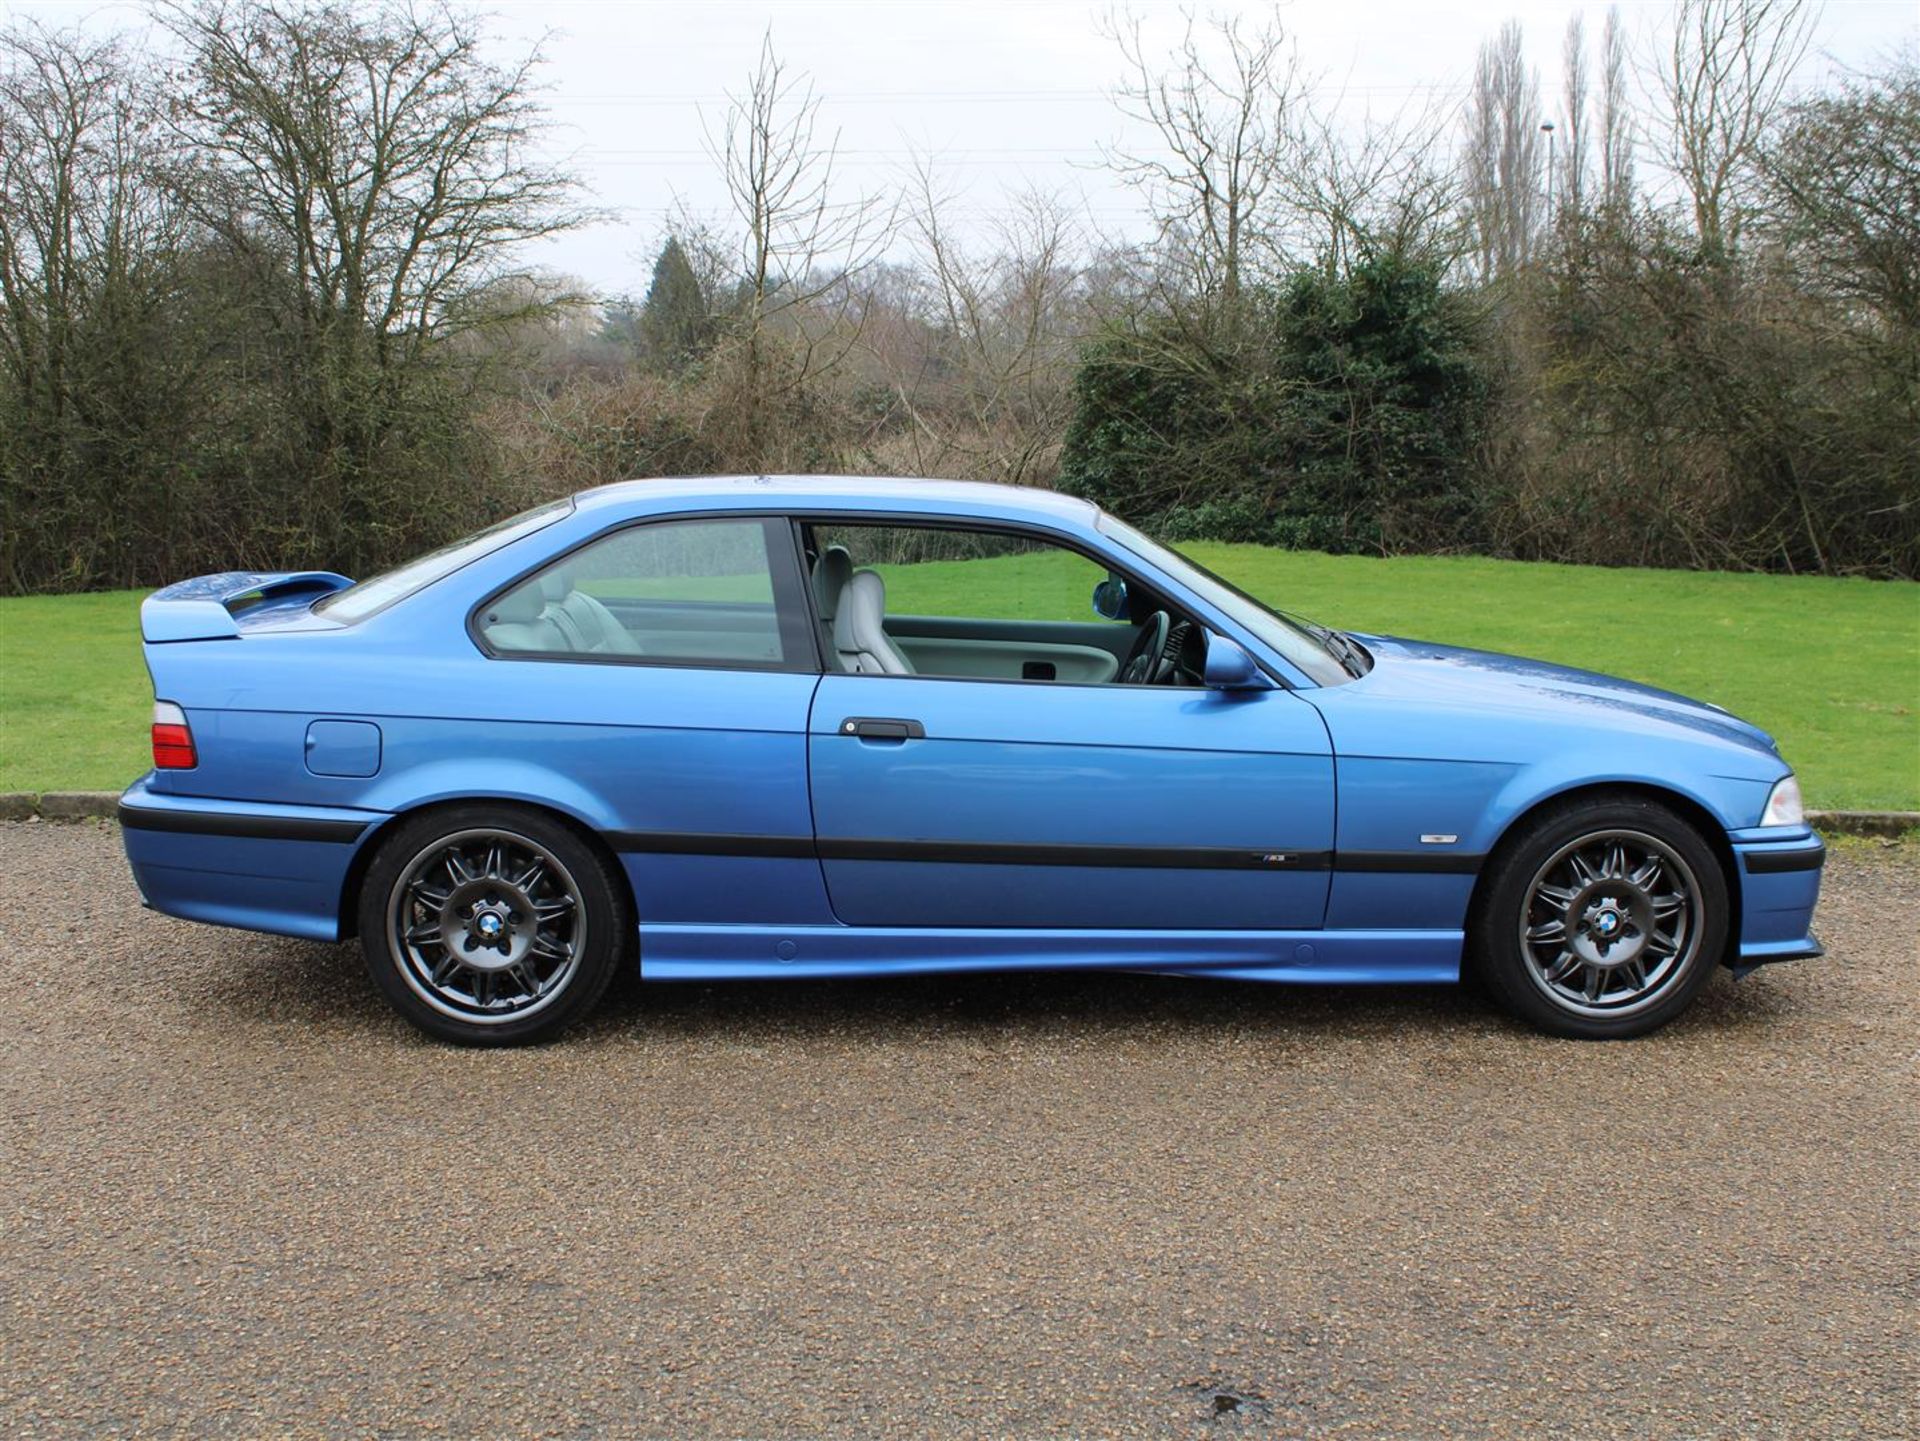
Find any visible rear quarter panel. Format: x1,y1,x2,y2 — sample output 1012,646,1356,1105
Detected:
138,500,834,936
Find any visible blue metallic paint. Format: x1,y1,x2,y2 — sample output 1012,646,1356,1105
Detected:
141,570,352,640
120,782,376,941
305,720,382,778
806,672,1334,929
1730,834,1827,950
122,475,1822,985
636,923,1462,983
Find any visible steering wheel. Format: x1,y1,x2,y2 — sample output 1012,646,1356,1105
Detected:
1119,609,1172,685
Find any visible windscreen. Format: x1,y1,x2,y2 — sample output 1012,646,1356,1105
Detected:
1096,514,1355,686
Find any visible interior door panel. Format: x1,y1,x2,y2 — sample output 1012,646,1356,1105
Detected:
891,634,1119,684
884,614,1131,683
598,597,785,662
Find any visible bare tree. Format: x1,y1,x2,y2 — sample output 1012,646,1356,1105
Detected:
1561,14,1590,220
1277,92,1465,278
1600,5,1637,213
704,29,887,401
0,25,152,424
151,0,591,568
891,163,1091,483
159,0,587,364
0,21,190,588
1104,5,1307,318
1761,56,1920,342
1658,0,1817,257
1463,20,1544,280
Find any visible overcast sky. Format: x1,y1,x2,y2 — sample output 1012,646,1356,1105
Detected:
7,0,1916,294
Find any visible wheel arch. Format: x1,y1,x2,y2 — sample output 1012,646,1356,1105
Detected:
1466,780,1743,966
337,796,637,942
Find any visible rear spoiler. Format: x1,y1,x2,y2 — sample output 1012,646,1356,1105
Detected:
140,571,353,642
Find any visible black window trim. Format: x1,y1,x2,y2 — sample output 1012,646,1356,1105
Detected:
468,512,824,676
466,503,1297,690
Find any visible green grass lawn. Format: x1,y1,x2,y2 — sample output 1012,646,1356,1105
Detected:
1,590,155,798
3,550,1916,809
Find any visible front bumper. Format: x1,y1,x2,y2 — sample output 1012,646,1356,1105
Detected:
1728,828,1826,973
119,776,386,942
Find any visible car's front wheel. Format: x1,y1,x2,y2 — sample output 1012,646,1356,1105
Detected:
358,805,628,1045
1471,795,1729,1039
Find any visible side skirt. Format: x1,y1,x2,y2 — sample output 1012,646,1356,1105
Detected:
637,925,1463,984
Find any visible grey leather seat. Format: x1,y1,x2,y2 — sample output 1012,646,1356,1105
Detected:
833,569,915,675
482,583,568,653
811,545,853,625
538,570,642,654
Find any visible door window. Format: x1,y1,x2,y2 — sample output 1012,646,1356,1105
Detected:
810,525,1128,625
479,517,814,669
805,522,1196,685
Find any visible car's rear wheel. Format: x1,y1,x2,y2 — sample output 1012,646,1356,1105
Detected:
358,806,628,1045
1471,796,1729,1039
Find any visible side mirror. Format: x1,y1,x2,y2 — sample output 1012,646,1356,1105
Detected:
1092,576,1131,621
1203,633,1274,691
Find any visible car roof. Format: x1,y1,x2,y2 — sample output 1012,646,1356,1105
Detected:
573,474,1103,527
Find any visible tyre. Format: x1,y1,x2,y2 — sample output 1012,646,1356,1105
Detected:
357,805,629,1045
1470,794,1729,1039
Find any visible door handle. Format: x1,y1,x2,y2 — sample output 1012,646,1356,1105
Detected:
838,716,926,740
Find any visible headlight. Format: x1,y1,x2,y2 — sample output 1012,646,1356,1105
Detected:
1760,774,1805,827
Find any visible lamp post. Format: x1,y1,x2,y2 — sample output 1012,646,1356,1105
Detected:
1542,120,1556,223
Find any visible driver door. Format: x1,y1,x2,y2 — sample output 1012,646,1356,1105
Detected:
801,521,1334,931
808,675,1333,930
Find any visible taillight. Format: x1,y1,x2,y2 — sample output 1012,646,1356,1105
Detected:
152,701,197,769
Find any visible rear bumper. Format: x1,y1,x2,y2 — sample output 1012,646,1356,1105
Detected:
1729,830,1825,973
119,777,385,942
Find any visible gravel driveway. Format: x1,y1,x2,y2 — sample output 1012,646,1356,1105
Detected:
1,821,1914,1438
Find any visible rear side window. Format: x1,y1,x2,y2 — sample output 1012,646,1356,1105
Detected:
477,517,814,670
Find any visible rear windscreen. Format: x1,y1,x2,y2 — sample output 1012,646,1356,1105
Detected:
315,498,574,624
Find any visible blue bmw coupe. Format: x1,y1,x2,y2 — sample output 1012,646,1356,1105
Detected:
119,476,1824,1043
